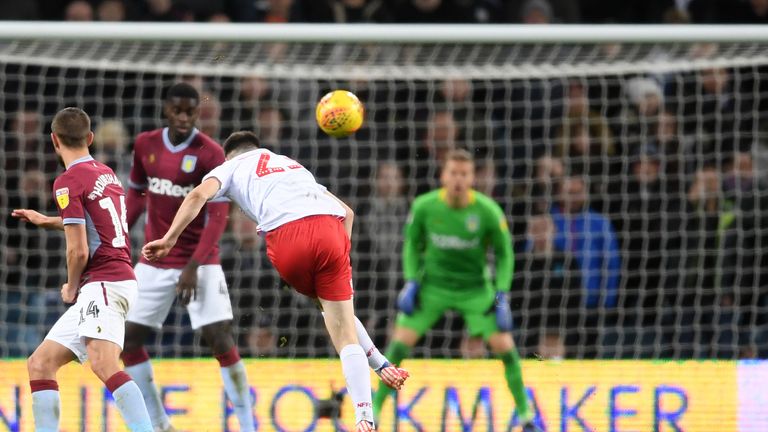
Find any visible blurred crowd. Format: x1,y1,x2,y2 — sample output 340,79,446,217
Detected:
3,63,768,361
2,0,768,24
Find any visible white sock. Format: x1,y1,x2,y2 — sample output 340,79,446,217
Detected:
32,390,60,432
125,361,171,430
323,312,389,371
353,316,389,371
220,361,255,432
340,344,374,424
112,381,154,432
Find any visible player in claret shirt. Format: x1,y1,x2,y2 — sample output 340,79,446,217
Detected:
12,108,153,432
142,131,409,432
121,83,253,432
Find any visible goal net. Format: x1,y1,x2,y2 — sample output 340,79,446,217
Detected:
1,24,768,361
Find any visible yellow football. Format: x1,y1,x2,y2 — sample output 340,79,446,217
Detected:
315,90,364,138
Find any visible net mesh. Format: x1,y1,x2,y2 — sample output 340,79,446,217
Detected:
1,36,768,360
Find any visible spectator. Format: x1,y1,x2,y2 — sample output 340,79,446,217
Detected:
679,67,751,154
555,116,616,212
246,317,278,357
355,162,409,346
613,143,683,317
198,90,222,140
256,0,297,22
620,76,664,147
64,0,93,21
19,168,49,206
93,119,130,175
406,110,458,193
474,159,498,199
519,0,554,23
532,155,565,205
505,0,580,23
392,0,476,23
436,79,500,162
537,331,566,360
5,110,53,177
552,175,621,309
97,0,126,21
298,0,392,23
255,106,285,150
359,161,409,274
142,0,194,21
208,11,230,22
459,334,488,359
516,212,581,352
225,76,272,130
655,109,688,187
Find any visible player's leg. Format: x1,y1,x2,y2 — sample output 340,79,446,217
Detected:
79,281,152,432
460,291,537,430
488,333,539,431
316,301,408,390
188,264,253,431
86,338,153,432
122,322,171,431
318,297,375,427
27,339,76,432
199,320,254,432
121,264,178,431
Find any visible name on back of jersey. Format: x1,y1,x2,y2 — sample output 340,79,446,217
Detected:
148,176,195,197
87,173,123,201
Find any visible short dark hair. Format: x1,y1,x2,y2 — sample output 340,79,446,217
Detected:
165,82,199,102
223,131,260,156
52,107,91,148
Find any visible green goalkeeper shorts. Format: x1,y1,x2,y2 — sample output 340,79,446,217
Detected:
396,283,498,340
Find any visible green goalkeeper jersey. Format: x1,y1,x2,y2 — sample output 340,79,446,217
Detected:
403,188,513,293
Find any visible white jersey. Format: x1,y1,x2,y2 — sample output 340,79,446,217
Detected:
203,148,345,232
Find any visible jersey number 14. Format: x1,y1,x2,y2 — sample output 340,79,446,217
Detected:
99,196,129,247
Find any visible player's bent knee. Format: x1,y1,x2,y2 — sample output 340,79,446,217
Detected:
90,361,121,383
27,352,53,378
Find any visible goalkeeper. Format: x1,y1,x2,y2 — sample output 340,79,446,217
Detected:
373,149,538,431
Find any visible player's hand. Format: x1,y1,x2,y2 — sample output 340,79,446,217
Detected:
494,292,514,332
61,283,78,304
397,281,420,315
12,209,51,227
142,237,176,262
176,262,199,306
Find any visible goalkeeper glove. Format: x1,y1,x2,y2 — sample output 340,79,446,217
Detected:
397,281,420,315
495,292,514,332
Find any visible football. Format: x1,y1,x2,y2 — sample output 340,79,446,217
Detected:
315,90,365,138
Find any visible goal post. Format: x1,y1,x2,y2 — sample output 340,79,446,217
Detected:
1,23,767,362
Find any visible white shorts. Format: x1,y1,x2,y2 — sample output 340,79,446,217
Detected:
45,280,137,363
126,263,233,330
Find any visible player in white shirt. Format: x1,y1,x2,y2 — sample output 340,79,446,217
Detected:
142,131,408,432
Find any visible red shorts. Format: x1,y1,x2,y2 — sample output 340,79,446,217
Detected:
265,215,353,301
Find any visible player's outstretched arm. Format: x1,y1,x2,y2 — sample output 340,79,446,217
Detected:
325,191,354,240
11,209,64,231
142,178,221,261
